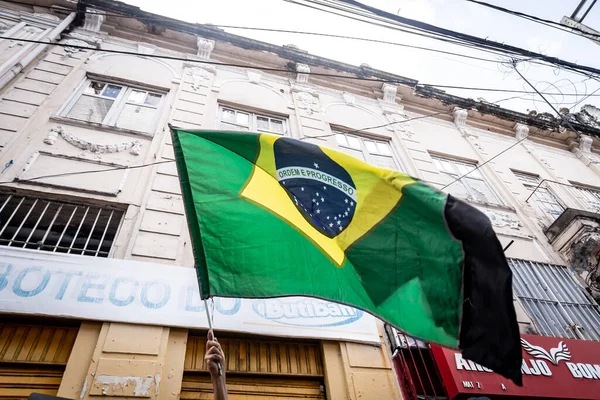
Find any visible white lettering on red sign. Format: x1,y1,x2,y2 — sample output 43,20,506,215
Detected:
565,362,600,380
454,354,552,377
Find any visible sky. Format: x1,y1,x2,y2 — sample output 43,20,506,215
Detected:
120,0,600,116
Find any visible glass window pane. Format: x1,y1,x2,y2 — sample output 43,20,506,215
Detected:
376,142,391,155
236,112,249,126
347,136,361,149
270,119,284,134
145,93,162,107
256,116,270,131
339,147,365,161
466,177,499,204
371,155,398,170
447,180,471,200
115,104,156,132
220,122,249,132
84,81,105,95
66,95,113,123
335,134,348,146
128,90,146,104
102,85,122,99
222,108,235,122
364,140,378,153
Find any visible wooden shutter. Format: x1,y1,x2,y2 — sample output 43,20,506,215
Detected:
0,324,78,399
182,336,325,400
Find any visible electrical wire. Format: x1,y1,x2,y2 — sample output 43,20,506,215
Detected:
465,0,600,43
0,94,522,185
0,160,173,186
301,0,600,78
441,60,593,191
10,0,503,64
441,127,538,190
3,35,600,98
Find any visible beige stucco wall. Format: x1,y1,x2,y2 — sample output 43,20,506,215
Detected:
2,3,600,399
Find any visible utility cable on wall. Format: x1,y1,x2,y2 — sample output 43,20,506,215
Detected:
2,36,600,99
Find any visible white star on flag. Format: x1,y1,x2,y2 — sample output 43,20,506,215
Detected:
329,223,334,227
314,162,319,169
344,198,348,203
316,209,321,214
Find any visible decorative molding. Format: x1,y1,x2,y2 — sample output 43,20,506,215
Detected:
381,83,397,104
64,31,102,47
137,43,156,55
61,38,91,58
514,122,529,141
82,8,105,33
196,37,215,59
0,20,15,34
296,63,310,83
44,126,141,155
32,13,60,22
295,91,319,115
481,209,523,230
246,70,262,84
342,92,355,106
9,25,43,48
453,107,468,126
189,67,210,91
387,113,412,137
580,134,593,153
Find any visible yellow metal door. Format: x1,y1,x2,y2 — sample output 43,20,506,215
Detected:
0,323,78,399
182,336,325,400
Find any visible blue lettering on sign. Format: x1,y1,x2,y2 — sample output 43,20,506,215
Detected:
0,263,11,291
215,298,241,315
185,285,202,312
141,281,170,309
13,267,50,297
55,271,82,300
252,299,363,327
109,278,138,307
78,275,107,303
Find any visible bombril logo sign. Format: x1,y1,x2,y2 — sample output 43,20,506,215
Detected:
253,298,364,327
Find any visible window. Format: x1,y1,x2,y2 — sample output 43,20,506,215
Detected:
219,106,287,135
431,155,501,205
61,79,164,134
514,171,564,221
334,131,402,170
0,192,124,257
571,184,600,214
510,259,600,340
385,326,447,399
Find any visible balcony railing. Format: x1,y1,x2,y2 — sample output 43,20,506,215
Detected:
526,180,600,222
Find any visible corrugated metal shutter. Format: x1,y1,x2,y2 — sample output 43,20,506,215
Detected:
0,324,78,399
509,258,600,340
181,336,325,400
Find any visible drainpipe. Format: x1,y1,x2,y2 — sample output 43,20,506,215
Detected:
0,12,77,90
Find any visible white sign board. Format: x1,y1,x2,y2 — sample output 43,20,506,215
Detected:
0,247,379,344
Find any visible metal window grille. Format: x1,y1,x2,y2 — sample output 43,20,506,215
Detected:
572,185,600,213
510,258,600,341
385,326,448,400
0,193,124,257
333,131,403,171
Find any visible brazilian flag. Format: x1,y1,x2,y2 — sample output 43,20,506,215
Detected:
171,128,522,385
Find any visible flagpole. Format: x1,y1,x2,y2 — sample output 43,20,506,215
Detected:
204,298,223,376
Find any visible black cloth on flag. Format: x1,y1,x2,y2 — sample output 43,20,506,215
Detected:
445,195,523,386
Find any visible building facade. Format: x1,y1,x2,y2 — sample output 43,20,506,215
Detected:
0,1,599,399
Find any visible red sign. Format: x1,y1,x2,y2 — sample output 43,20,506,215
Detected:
431,334,600,399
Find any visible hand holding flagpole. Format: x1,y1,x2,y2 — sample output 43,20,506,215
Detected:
204,298,223,376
